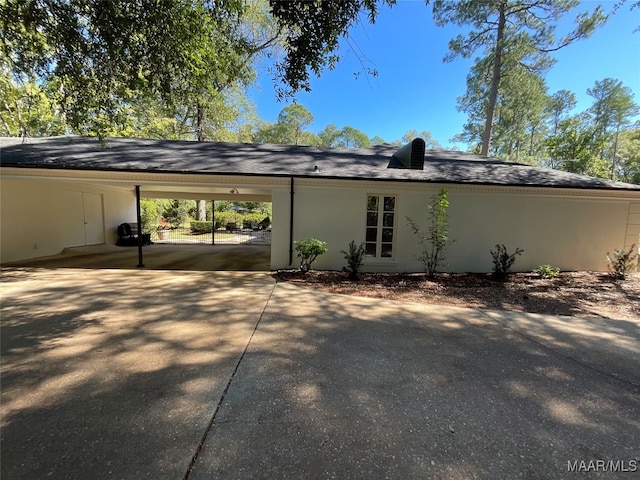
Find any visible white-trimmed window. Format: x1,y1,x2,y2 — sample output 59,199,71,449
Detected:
365,195,396,258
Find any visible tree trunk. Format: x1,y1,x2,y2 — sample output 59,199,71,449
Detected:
481,2,506,157
196,102,205,142
197,101,207,220
529,125,535,157
611,123,620,180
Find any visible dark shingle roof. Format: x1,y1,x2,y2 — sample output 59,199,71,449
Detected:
1,135,639,191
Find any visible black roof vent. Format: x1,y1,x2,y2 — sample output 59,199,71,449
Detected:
392,138,426,170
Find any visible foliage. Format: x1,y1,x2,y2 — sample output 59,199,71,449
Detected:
139,199,160,234
534,264,560,279
341,241,366,280
490,244,524,281
407,188,451,277
433,0,606,156
162,200,194,229
269,0,394,97
545,116,610,178
1,0,281,137
318,123,372,148
294,238,328,273
400,130,442,149
606,244,638,280
277,104,314,145
190,220,213,234
253,104,321,145
0,71,68,136
586,78,639,178
616,127,640,184
587,78,639,137
211,211,270,230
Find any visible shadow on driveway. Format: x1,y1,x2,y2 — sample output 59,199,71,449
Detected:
1,271,639,479
2,244,271,271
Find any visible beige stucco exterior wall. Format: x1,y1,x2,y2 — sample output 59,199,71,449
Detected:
270,179,639,273
270,186,293,270
1,177,135,262
2,169,638,273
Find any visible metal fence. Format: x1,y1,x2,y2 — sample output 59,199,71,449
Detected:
151,227,271,246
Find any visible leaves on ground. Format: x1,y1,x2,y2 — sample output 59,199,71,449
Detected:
273,271,639,320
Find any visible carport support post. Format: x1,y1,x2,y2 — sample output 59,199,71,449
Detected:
135,185,144,267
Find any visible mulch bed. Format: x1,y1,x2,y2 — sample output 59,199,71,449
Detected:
272,270,640,320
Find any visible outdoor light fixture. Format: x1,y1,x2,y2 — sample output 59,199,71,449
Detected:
229,188,239,194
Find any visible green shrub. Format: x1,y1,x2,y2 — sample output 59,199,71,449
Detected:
490,244,524,281
242,213,270,229
212,211,236,229
190,220,213,234
294,238,328,273
341,241,366,280
534,264,560,279
606,244,637,280
140,199,160,234
163,199,193,228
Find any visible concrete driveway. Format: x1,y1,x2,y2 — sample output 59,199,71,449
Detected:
1,268,639,479
1,244,271,271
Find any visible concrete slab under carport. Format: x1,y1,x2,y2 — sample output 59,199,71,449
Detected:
2,243,271,271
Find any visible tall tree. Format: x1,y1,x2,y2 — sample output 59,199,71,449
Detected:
545,115,609,178
0,69,67,137
541,89,578,168
586,78,639,178
252,104,320,146
549,89,577,136
433,0,606,156
401,130,442,149
616,126,640,183
334,126,371,148
318,124,342,147
276,104,314,145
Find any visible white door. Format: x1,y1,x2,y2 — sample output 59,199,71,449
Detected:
82,192,105,245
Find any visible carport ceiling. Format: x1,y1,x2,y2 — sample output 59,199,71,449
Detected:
140,184,272,202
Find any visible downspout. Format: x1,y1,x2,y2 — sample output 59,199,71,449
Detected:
135,185,144,268
289,176,295,266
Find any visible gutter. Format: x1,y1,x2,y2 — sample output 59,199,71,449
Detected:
3,163,639,193
289,176,295,266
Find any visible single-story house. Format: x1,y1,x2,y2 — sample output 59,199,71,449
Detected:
1,135,639,272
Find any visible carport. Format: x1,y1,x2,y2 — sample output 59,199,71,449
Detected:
1,137,294,270
129,182,275,268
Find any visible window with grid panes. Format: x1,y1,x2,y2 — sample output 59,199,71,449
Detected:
365,195,396,258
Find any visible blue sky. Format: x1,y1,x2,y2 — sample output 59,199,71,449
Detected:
248,1,640,149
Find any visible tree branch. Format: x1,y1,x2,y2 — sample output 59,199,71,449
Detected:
246,26,283,56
